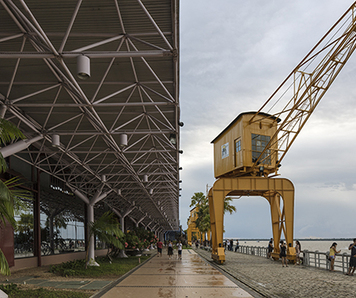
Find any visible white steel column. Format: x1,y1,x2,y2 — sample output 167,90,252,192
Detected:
113,205,136,233
73,188,108,266
0,135,43,158
136,215,146,228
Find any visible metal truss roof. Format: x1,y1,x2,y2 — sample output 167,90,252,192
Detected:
0,0,180,231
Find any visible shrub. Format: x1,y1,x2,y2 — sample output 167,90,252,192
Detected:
50,259,86,276
0,283,19,295
125,228,157,250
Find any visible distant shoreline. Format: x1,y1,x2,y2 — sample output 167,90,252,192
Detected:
226,238,353,241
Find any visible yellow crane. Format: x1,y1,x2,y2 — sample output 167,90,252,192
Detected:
209,2,356,264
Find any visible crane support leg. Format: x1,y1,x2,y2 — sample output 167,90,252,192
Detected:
266,191,296,262
208,177,295,264
208,187,226,264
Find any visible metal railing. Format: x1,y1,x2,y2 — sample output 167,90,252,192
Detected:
239,245,268,258
302,250,351,273
237,245,351,273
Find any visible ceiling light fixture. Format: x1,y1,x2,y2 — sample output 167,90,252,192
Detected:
169,133,176,145
52,134,60,147
101,174,106,182
77,55,90,80
118,133,128,149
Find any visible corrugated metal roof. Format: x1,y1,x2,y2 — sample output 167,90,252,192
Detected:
0,0,180,231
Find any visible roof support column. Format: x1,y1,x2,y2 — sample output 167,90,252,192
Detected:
157,229,163,241
113,205,136,233
73,188,108,266
0,135,43,158
136,215,146,228
33,168,41,267
128,216,137,228
154,227,160,238
146,220,153,231
152,223,159,231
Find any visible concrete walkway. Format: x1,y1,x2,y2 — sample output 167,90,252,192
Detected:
195,248,356,298
94,249,256,298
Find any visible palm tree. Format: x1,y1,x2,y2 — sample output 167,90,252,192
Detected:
190,192,237,242
0,118,30,276
85,211,124,268
224,197,237,214
189,192,207,208
194,203,210,240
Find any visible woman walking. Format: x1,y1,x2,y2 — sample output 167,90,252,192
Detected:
168,241,173,259
280,240,288,267
177,241,183,260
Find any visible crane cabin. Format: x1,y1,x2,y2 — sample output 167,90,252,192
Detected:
211,112,281,178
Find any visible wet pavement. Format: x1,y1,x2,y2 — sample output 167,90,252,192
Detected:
195,247,356,298
94,249,255,298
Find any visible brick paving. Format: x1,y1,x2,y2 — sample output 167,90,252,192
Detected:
195,248,356,298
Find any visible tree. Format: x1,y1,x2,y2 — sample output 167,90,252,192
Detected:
224,197,237,214
86,211,124,268
190,192,237,242
194,203,210,239
0,118,31,276
189,192,207,208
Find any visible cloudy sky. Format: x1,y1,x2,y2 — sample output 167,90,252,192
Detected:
178,0,356,239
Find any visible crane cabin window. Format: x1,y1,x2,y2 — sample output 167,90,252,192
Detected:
251,134,271,165
235,139,241,153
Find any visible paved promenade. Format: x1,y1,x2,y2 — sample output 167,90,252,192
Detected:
195,248,356,298
94,249,256,298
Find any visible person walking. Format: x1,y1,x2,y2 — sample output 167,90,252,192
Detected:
295,240,301,265
346,238,356,275
168,240,173,259
329,242,340,271
267,238,273,259
177,240,183,260
280,240,288,267
157,239,163,257
234,239,240,252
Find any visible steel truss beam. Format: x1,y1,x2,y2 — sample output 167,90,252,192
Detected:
0,0,180,230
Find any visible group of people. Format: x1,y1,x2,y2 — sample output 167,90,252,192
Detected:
267,239,301,267
329,238,356,275
224,239,240,252
156,239,183,260
267,238,356,274
267,239,297,267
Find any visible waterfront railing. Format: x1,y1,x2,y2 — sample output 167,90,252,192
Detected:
237,245,350,273
200,245,351,273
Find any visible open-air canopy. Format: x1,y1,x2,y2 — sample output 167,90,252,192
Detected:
0,0,180,233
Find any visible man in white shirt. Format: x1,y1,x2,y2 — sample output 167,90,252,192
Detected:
177,241,183,260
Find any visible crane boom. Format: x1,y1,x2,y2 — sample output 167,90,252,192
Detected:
250,2,356,173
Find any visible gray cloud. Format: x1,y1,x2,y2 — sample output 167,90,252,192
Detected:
180,0,356,239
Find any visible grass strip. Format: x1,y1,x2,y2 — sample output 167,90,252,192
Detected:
50,256,150,278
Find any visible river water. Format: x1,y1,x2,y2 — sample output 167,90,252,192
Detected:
229,239,353,254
